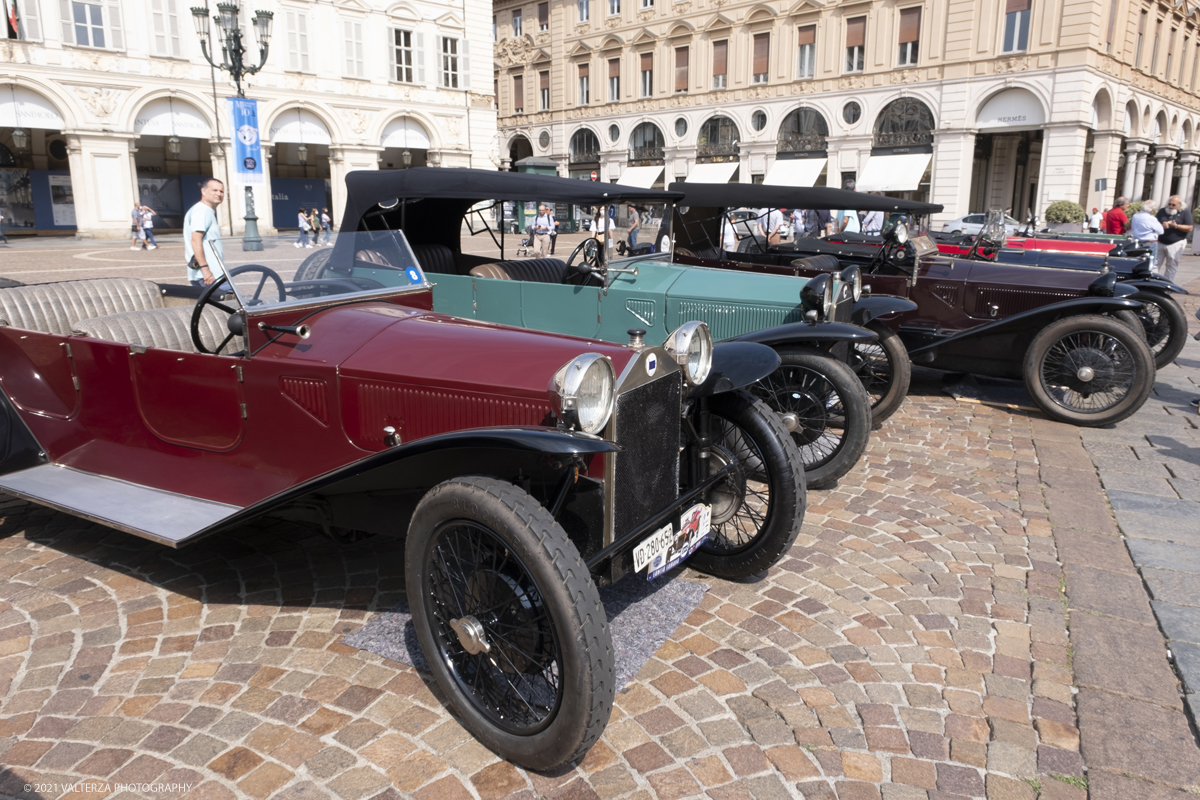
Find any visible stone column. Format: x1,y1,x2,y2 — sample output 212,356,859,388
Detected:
1157,146,1179,206
327,145,381,229
1090,131,1121,210
67,132,139,240
1122,141,1141,199
1132,148,1150,200
1150,151,1170,206
1181,153,1200,206
929,128,977,230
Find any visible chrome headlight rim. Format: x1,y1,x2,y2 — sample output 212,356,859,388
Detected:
800,273,832,321
664,321,713,387
548,353,616,434
894,221,910,244
840,265,862,302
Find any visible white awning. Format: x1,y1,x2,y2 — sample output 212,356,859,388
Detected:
764,158,827,187
616,165,664,189
856,153,932,192
381,117,431,149
134,98,211,138
268,109,332,145
0,87,65,130
685,162,739,183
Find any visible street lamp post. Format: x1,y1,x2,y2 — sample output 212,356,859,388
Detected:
190,3,273,250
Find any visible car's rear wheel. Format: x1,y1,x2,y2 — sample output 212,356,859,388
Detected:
848,323,911,424
747,352,871,489
1023,315,1154,427
294,248,332,281
687,391,806,579
1129,290,1187,368
405,477,613,770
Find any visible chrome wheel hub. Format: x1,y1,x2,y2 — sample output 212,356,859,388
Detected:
1076,366,1095,382
780,412,800,432
449,615,490,655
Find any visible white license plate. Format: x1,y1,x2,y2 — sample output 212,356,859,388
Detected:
633,503,712,580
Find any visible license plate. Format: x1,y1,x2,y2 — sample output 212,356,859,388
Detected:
633,503,712,581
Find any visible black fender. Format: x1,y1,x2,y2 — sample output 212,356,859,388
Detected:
724,320,877,348
852,295,918,325
1122,277,1189,295
688,341,781,398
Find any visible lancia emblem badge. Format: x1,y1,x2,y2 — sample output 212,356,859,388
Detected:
646,353,657,376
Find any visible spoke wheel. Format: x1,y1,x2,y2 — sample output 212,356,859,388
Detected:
847,323,911,423
1129,291,1187,368
1023,315,1154,427
406,477,613,770
748,352,871,489
686,391,806,580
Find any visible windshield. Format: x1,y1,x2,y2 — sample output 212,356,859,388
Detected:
211,230,431,314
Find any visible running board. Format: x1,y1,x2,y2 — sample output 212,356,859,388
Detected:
0,464,243,547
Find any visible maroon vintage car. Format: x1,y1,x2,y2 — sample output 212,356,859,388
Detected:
0,232,803,769
670,184,1157,427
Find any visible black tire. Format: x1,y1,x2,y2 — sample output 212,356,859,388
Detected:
747,351,872,489
405,477,613,771
849,323,911,423
687,390,806,579
294,248,332,281
1129,290,1187,368
1023,315,1155,427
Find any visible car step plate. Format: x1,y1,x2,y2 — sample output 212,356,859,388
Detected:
0,464,243,548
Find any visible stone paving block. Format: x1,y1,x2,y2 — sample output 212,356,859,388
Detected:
1051,529,1137,575
1112,510,1200,545
1151,601,1200,645
1171,642,1200,693
1143,567,1200,608
1062,563,1156,624
1098,472,1179,497
1076,688,1200,788
1107,490,1200,521
1127,538,1200,574
1088,770,1200,800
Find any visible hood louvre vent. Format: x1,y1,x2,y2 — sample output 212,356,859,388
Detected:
357,382,551,445
280,377,330,426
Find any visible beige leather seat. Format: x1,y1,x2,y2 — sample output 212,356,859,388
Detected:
468,263,513,280
0,278,164,335
73,305,243,354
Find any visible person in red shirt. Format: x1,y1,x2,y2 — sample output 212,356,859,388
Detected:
1104,197,1130,234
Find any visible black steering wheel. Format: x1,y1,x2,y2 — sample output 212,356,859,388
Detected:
191,264,286,354
564,237,603,285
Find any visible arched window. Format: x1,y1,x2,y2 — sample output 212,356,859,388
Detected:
697,115,740,162
628,122,665,164
777,108,829,157
508,135,534,167
872,98,934,151
569,128,601,163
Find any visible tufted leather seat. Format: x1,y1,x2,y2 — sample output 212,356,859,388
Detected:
468,263,513,280
410,243,458,275
789,254,842,273
0,278,165,335
480,258,568,283
73,305,243,354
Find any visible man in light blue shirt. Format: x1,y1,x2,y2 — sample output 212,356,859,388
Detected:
183,178,226,287
1129,199,1164,271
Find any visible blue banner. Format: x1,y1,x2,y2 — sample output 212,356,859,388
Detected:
226,97,264,186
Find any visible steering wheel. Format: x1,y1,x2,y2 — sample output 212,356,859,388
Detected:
191,264,286,355
564,237,603,285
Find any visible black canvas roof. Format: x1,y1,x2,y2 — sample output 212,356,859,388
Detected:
667,182,943,214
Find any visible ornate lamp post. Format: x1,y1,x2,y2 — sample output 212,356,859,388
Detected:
189,2,273,250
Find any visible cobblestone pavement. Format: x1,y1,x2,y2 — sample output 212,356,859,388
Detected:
0,243,1196,800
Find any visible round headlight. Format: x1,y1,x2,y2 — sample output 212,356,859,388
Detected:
799,273,832,320
664,321,713,387
894,221,909,244
840,265,862,302
548,353,615,434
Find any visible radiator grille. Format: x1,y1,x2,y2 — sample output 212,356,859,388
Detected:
968,287,1076,317
611,374,681,541
357,382,550,444
675,300,804,341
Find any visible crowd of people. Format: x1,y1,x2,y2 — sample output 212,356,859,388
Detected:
294,207,333,248
1102,194,1193,283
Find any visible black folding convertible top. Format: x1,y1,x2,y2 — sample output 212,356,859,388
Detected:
667,182,943,214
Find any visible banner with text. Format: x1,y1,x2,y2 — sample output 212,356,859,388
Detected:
227,97,264,186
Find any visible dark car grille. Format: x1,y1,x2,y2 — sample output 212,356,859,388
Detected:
611,374,681,541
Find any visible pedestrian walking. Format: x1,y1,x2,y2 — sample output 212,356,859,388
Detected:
531,204,554,257
1087,206,1103,233
862,208,885,235
759,208,786,244
1130,199,1165,270
320,208,332,245
1156,194,1192,283
1105,197,1130,234
130,203,148,250
140,205,159,249
791,208,807,240
627,205,640,249
295,207,313,248
184,178,226,287
548,208,559,254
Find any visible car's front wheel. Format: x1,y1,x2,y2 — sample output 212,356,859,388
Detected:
1129,290,1187,368
405,477,614,770
848,323,911,424
686,391,806,580
747,351,872,489
1023,315,1154,427
294,248,332,281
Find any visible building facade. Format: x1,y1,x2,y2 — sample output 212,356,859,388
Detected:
1,0,496,238
493,0,1200,225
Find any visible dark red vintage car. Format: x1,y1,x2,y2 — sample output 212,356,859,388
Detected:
669,183,1156,427
0,232,804,769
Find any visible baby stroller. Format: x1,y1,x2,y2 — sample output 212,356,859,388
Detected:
515,225,534,257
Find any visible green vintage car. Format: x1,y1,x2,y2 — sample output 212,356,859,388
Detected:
296,168,905,488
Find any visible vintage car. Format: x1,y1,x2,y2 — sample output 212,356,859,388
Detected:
669,183,1157,427
295,168,887,489
0,233,805,769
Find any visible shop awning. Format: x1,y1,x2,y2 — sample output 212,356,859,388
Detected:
616,165,664,189
856,153,932,192
268,109,332,145
685,162,740,184
133,98,212,138
764,158,827,187
0,87,65,130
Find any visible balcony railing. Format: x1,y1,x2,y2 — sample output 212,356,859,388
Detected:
628,145,665,165
569,149,601,164
873,131,934,149
777,133,828,155
696,142,740,162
